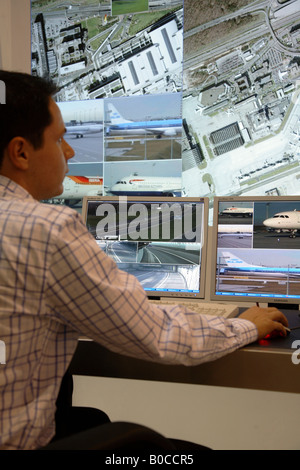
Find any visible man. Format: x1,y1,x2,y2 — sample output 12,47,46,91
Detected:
0,71,288,450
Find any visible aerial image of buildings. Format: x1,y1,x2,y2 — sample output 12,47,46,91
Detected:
182,0,300,213
31,0,300,209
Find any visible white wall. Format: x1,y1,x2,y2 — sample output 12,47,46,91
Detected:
2,0,299,451
73,375,300,450
0,0,31,73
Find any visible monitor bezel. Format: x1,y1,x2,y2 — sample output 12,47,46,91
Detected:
210,195,300,306
82,195,209,300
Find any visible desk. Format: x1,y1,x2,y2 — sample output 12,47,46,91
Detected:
69,310,300,394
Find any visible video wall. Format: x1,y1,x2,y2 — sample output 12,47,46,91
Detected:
31,0,300,216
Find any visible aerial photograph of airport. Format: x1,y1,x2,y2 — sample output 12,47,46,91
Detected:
182,0,300,213
31,0,184,204
31,0,300,217
213,198,300,300
31,0,183,100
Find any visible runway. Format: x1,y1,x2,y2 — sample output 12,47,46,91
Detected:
253,228,300,249
216,272,300,298
96,239,201,292
65,132,103,164
97,240,200,265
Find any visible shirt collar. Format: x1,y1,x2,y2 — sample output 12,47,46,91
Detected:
0,175,34,201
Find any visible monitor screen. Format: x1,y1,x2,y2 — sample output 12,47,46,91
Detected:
210,196,300,308
82,196,208,299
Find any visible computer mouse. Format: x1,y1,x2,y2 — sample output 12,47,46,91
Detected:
264,326,290,339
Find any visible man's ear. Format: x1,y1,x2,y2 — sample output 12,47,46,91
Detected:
6,137,31,170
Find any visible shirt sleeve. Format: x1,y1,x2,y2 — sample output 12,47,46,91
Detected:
46,211,258,366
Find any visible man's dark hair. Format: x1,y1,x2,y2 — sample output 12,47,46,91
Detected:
0,70,58,165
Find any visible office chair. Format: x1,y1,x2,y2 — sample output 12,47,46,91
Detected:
48,371,211,451
39,421,177,450
45,371,175,450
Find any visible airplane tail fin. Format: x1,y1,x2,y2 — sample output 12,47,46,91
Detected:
107,103,131,124
221,251,252,268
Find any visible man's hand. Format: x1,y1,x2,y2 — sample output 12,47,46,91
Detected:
239,306,289,340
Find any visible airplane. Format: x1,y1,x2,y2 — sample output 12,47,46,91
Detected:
218,251,300,276
263,210,300,238
106,103,182,139
219,206,253,217
48,175,103,205
66,123,102,138
109,174,182,196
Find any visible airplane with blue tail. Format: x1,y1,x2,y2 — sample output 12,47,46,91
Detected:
219,251,300,277
106,103,182,139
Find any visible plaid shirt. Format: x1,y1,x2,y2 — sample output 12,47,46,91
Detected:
0,176,257,449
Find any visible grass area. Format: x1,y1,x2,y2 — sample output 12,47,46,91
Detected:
128,8,180,35
112,0,149,16
89,34,109,50
202,135,214,161
106,138,182,161
184,0,251,31
32,0,104,11
184,12,264,59
83,17,118,41
84,17,104,39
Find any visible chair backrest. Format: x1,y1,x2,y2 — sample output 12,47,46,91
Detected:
39,421,176,450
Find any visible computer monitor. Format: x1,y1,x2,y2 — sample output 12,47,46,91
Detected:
210,196,300,309
82,196,208,300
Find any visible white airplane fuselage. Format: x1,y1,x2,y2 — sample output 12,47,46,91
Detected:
263,210,300,237
220,207,253,217
49,176,103,203
107,120,182,138
66,124,102,138
110,175,182,196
